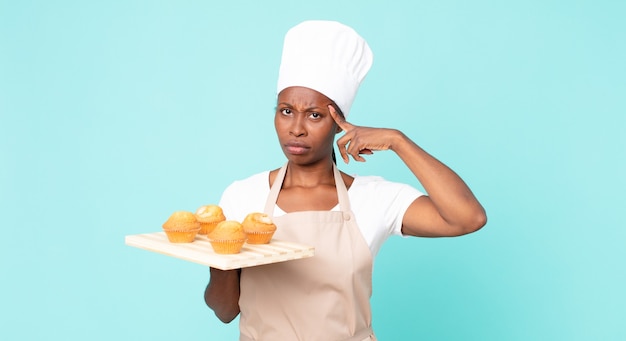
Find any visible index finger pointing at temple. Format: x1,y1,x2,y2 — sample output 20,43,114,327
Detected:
328,105,354,131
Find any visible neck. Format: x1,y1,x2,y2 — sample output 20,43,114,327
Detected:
284,160,335,188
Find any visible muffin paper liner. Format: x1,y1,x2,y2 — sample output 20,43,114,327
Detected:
244,230,276,244
208,238,247,254
162,227,201,243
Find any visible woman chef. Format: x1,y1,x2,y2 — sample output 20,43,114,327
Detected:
204,20,487,340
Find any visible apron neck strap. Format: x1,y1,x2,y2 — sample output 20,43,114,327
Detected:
264,162,351,216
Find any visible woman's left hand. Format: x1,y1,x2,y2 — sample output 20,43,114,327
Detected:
329,105,400,163
329,105,486,237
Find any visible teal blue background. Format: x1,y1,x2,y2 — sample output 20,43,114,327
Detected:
1,0,624,340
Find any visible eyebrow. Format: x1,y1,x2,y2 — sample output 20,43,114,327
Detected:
277,103,327,111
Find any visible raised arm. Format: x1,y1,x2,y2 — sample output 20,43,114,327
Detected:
329,105,486,237
204,268,241,323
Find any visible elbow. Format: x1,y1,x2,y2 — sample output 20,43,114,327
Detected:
204,286,240,324
462,208,487,235
215,311,239,324
449,207,486,236
205,296,240,324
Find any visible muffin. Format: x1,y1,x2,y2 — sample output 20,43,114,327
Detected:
194,204,226,235
162,211,201,243
242,212,277,244
207,220,247,254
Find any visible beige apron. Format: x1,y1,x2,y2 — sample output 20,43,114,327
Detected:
239,163,377,341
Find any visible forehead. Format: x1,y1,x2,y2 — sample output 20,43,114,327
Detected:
277,86,333,107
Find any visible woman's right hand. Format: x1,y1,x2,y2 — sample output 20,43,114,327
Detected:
204,267,241,323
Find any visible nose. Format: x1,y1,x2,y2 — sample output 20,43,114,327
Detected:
289,115,306,137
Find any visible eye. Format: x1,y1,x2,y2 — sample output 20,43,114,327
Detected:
309,112,321,119
280,108,292,115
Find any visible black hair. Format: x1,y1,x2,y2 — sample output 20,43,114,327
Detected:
331,103,345,164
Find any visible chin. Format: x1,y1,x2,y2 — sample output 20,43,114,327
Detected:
287,156,331,167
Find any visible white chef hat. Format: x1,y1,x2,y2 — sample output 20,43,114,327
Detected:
276,20,373,118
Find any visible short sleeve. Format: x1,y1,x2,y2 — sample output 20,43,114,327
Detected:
218,171,270,222
348,176,424,257
384,183,424,237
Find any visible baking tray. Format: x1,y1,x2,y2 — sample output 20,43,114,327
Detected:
125,232,314,270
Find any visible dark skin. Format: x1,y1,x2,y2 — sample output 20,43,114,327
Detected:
205,86,487,323
271,85,355,212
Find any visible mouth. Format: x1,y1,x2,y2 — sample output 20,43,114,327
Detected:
284,142,310,155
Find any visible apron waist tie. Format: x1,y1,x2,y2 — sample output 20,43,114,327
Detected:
239,326,375,341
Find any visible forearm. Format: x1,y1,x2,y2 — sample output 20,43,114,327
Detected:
330,106,485,235
391,130,486,230
204,268,241,323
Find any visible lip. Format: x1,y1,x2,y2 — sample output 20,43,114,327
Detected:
284,141,310,155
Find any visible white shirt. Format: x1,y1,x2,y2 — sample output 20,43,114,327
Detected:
219,170,423,258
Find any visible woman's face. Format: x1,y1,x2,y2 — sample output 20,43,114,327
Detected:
275,86,339,166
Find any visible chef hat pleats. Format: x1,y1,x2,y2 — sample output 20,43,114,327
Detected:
276,20,373,118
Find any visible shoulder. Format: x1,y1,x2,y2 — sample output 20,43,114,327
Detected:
351,175,423,195
219,170,271,221
348,174,424,215
350,175,423,216
223,170,270,193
